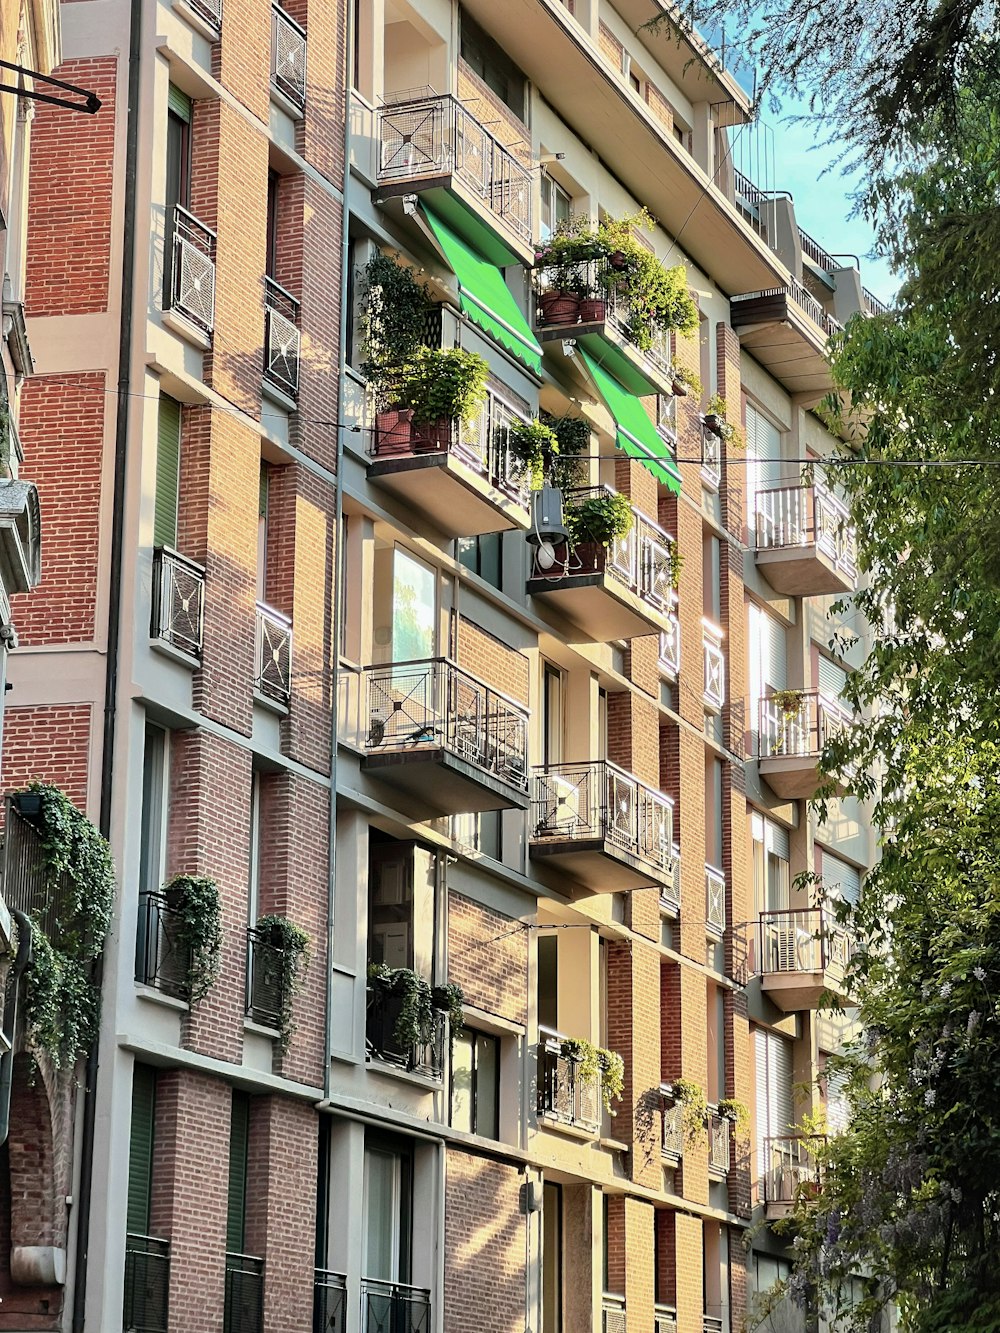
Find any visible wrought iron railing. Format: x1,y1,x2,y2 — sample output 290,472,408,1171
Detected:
366,981,447,1078
602,1293,627,1333
271,4,307,108
758,690,852,761
659,612,680,678
255,602,293,706
314,1269,347,1333
755,481,856,578
654,1304,679,1333
701,426,721,488
531,759,675,878
124,1233,170,1333
731,281,842,338
706,864,726,935
754,908,852,980
185,0,222,32
708,1110,731,1173
135,890,191,1000
660,844,681,914
167,205,216,334
264,277,301,397
763,1134,825,1205
363,658,528,791
537,1027,603,1133
361,1278,431,1333
376,93,532,244
224,1253,264,1333
660,1090,684,1160
151,547,205,659
798,226,836,272
245,928,285,1029
703,620,725,710
863,287,888,317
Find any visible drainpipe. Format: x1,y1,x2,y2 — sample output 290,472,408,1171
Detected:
0,909,33,1148
72,0,143,1325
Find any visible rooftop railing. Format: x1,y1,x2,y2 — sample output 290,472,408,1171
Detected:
755,907,852,979
537,1026,603,1134
755,481,856,579
797,226,836,272
758,690,852,761
264,277,301,397
151,547,205,659
863,287,888,317
376,93,532,244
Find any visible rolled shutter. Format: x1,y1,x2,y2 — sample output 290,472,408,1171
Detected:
154,396,181,550
770,1032,793,1133
817,655,848,704
227,1092,250,1253
127,1064,157,1234
167,84,192,122
820,849,861,907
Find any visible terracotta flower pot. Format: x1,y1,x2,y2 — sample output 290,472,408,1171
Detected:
671,378,689,397
539,290,580,326
570,540,607,575
374,408,414,455
412,417,453,453
578,297,606,323
608,250,628,271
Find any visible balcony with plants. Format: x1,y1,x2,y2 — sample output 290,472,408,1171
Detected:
532,212,699,397
750,906,853,1012
753,478,857,596
529,758,675,893
365,964,463,1081
536,1026,624,1136
761,1133,825,1220
244,915,309,1049
359,656,530,817
757,689,852,800
526,484,680,642
362,255,534,539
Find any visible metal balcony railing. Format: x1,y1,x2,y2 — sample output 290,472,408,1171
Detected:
361,1278,431,1333
376,93,532,244
135,890,191,1000
363,658,529,792
863,287,888,317
255,602,293,706
2,798,74,945
703,619,725,710
654,1305,679,1333
797,226,836,272
755,481,857,578
365,981,447,1078
186,0,222,32
660,844,681,914
224,1253,264,1333
245,928,285,1029
151,547,205,659
701,426,721,488
659,613,680,678
708,1110,731,1173
167,205,216,334
602,1294,627,1333
758,690,852,761
706,864,726,935
271,5,307,108
755,908,852,979
731,280,842,338
537,1027,603,1134
531,759,675,878
660,1091,684,1160
124,1234,170,1333
314,1269,347,1333
763,1134,825,1205
264,277,301,397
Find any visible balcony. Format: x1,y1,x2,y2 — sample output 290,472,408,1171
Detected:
245,928,284,1030
4,796,74,955
762,1134,825,1220
135,890,190,1001
703,620,725,711
660,1089,684,1164
151,547,205,661
368,392,530,540
530,759,675,893
124,1234,170,1333
602,1294,627,1333
366,980,446,1079
754,482,857,596
758,691,852,800
360,658,529,816
706,864,726,936
375,92,533,266
533,256,676,396
361,1279,431,1333
255,603,293,708
536,1027,602,1134
526,487,677,642
655,1305,678,1333
224,1253,264,1333
730,278,842,404
659,612,680,680
166,205,216,336
263,277,301,400
708,1109,730,1177
271,4,306,112
701,426,722,490
660,846,681,916
753,908,853,1012
314,1270,347,1333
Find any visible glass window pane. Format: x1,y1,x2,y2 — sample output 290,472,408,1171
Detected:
451,1031,474,1134
392,547,436,660
363,1149,397,1281
475,1034,499,1138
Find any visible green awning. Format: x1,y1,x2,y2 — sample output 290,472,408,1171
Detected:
420,203,542,375
579,348,682,493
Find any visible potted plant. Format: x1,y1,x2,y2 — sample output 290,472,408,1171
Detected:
507,416,560,489
542,411,590,490
703,394,741,443
399,345,489,452
671,364,701,397
535,217,608,326
717,1097,750,1130
254,914,310,1052
359,252,431,453
566,488,633,547
560,1037,625,1115
668,1077,710,1143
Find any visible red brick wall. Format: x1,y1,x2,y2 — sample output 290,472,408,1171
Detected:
456,618,529,704
447,892,527,1025
443,1151,525,1333
1,704,91,810
25,57,117,317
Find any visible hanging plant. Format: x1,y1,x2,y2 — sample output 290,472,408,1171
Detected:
771,688,806,717
668,542,684,591
565,490,634,548
671,364,702,397
431,981,465,1037
717,1097,750,1133
560,1037,625,1115
23,928,101,1069
359,251,431,411
507,417,560,489
668,1077,709,1142
255,914,310,1052
541,412,590,490
164,874,222,1004
704,394,742,444
368,964,465,1051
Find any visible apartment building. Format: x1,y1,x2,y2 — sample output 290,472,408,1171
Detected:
0,0,880,1332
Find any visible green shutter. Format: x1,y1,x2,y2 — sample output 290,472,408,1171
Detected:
226,1092,250,1253
167,84,192,122
127,1064,157,1234
258,464,269,519
154,396,181,549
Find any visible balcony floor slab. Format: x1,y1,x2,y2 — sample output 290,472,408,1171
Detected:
362,748,529,817
368,450,528,539
526,573,668,643
758,755,847,801
754,544,855,597
530,837,669,893
761,970,850,1013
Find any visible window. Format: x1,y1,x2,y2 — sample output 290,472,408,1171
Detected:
226,1092,250,1255
139,724,167,896
705,757,723,870
363,1138,413,1284
459,9,526,118
457,533,502,590
745,404,783,543
702,533,721,622
629,69,641,94
127,1064,157,1236
752,812,789,915
257,463,270,601
542,1182,562,1333
266,170,279,278
542,663,564,766
392,547,436,661
452,810,501,860
537,934,558,1032
163,86,192,303
368,838,415,969
450,1028,500,1137
754,1026,793,1179
539,174,571,240
752,1253,791,1307
818,847,861,908
154,396,182,550
748,602,788,749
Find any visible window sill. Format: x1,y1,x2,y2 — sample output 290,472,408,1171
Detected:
262,378,298,414
270,85,305,121
535,1113,601,1144
171,0,221,42
150,636,201,669
135,983,189,1013
244,1017,280,1040
162,307,212,351
254,688,290,717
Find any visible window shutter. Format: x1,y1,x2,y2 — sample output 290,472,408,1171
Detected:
154,395,181,550
227,1092,250,1253
167,84,192,122
770,1032,793,1133
817,655,848,703
765,820,789,862
127,1064,157,1234
820,849,861,907
754,1027,769,1178
765,612,786,692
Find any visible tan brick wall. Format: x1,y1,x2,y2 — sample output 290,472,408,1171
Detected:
448,891,527,1024
716,322,744,540
211,0,270,121
598,21,624,73
456,617,529,704
645,84,674,137
624,1198,655,1329
456,62,531,166
675,1212,704,1331
444,1151,525,1333
607,939,661,1187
